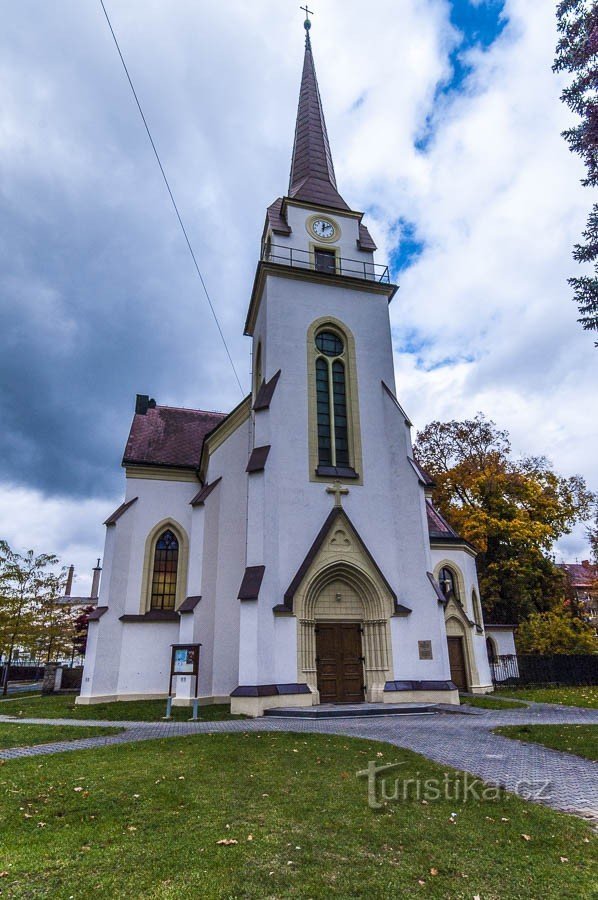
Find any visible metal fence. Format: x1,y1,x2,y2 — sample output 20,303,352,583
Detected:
491,653,598,687
0,664,45,683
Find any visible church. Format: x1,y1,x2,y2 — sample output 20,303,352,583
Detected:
78,21,492,715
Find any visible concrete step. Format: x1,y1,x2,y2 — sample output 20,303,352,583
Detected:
264,702,437,719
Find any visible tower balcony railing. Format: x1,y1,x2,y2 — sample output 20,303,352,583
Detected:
263,243,391,284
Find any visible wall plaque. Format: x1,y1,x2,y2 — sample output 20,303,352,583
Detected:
418,640,433,660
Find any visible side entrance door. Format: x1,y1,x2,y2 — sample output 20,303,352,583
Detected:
316,623,364,703
447,636,468,691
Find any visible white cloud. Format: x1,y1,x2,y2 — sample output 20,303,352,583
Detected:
0,0,595,567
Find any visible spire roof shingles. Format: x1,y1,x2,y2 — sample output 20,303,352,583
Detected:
288,33,350,212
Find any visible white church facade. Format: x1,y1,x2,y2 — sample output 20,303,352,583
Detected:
78,24,492,715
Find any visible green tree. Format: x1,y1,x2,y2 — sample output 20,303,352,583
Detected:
414,414,594,624
0,541,65,694
553,0,598,337
516,608,598,654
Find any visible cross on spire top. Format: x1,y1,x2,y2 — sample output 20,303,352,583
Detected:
300,5,314,47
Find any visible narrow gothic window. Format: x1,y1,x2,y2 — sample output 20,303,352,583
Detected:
315,330,349,468
472,590,482,626
439,566,458,601
150,530,179,610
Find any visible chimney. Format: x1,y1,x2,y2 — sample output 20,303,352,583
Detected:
65,564,74,596
135,395,157,415
91,558,102,599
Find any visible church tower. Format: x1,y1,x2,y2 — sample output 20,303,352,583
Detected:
77,18,492,713
232,18,466,714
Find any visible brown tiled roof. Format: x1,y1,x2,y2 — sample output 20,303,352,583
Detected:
357,223,377,251
558,562,598,587
104,496,138,526
123,405,226,470
246,445,270,473
266,198,291,235
238,566,266,601
409,457,435,487
254,370,281,411
190,477,222,507
425,501,459,538
288,36,350,211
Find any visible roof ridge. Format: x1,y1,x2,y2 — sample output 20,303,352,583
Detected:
149,404,227,416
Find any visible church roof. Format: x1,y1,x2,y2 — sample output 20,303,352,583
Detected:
123,404,226,470
288,29,350,212
425,501,460,539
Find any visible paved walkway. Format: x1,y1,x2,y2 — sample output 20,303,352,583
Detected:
1,702,597,823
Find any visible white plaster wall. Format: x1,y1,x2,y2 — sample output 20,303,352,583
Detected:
272,203,374,271
431,545,493,689
247,263,453,687
202,418,250,697
80,473,202,700
486,627,517,656
115,621,179,696
121,477,196,616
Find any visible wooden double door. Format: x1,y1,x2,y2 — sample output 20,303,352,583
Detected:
315,622,365,704
447,636,468,691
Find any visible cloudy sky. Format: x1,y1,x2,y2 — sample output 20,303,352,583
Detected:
1,0,596,593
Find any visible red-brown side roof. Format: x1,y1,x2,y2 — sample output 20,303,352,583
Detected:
123,405,226,470
425,500,459,538
558,562,598,587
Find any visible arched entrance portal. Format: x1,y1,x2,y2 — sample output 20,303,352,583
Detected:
297,563,394,703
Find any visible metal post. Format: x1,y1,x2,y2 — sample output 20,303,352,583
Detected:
190,673,199,721
164,695,172,719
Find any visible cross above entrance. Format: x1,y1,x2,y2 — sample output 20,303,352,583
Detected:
326,480,349,507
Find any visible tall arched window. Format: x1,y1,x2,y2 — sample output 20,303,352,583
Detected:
315,329,349,468
150,529,179,610
439,566,459,601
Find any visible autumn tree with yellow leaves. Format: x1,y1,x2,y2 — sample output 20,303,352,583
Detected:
414,414,595,624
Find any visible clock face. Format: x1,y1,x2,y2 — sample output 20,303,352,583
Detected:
312,218,336,239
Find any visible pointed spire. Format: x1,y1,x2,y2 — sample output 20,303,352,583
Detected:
288,17,350,211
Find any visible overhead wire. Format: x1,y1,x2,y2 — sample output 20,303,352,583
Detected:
98,0,245,396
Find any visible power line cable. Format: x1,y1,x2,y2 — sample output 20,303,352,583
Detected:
98,0,244,396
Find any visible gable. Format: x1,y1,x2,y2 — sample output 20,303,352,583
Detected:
279,507,396,614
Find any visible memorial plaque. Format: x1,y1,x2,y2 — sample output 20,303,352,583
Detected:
418,640,433,660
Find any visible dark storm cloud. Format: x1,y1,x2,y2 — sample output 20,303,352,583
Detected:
0,1,298,497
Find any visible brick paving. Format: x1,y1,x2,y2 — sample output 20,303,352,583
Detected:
1,703,596,822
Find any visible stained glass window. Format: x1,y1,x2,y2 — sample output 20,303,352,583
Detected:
315,330,349,468
150,529,179,610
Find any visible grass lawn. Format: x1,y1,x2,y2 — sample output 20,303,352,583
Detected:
0,693,241,722
494,724,598,762
495,685,598,709
0,733,596,898
459,693,528,710
0,723,122,750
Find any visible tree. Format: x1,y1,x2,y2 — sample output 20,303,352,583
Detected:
72,605,95,660
516,608,598,654
414,414,595,624
553,0,598,337
0,541,66,694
